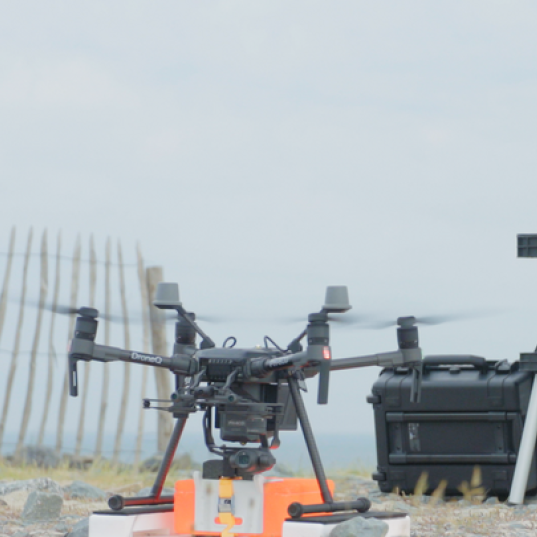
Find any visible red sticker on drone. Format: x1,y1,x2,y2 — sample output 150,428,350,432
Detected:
323,347,331,360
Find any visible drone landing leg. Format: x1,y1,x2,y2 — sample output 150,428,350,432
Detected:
108,416,188,510
150,416,188,497
287,375,333,504
287,375,371,517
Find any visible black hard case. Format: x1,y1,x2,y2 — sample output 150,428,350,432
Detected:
368,355,535,496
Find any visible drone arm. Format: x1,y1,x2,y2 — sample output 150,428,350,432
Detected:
250,351,309,376
330,348,422,371
69,338,198,397
71,339,197,371
330,350,404,371
330,347,423,403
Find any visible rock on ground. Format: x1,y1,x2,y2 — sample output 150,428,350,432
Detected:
21,490,63,523
63,481,107,501
0,478,62,497
66,517,89,537
11,446,61,469
330,516,389,537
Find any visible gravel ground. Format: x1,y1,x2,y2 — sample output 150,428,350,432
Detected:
333,474,537,537
1,474,537,536
0,479,136,537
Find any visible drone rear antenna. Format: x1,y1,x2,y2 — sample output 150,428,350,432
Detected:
153,282,215,349
153,282,182,309
322,286,352,313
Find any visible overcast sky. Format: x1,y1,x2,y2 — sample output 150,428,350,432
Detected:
1,2,537,458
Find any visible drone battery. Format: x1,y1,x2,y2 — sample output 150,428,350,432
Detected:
219,411,268,442
368,355,535,497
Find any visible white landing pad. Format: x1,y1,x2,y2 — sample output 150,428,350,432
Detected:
282,513,410,537
89,506,178,537
89,508,410,537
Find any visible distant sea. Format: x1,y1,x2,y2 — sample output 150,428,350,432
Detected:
1,430,377,472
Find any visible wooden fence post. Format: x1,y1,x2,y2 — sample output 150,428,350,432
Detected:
0,226,16,345
0,228,33,448
146,266,173,453
112,240,131,464
16,229,48,454
135,243,151,466
56,235,82,455
38,230,61,446
75,235,97,457
95,237,111,458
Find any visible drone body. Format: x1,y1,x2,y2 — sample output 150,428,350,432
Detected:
67,283,422,516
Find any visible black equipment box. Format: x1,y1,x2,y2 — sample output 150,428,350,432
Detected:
368,355,535,497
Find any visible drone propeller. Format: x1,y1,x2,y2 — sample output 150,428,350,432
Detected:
326,313,370,325
30,299,223,325
282,312,372,326
159,311,226,324
54,304,92,316
366,312,487,330
37,302,122,322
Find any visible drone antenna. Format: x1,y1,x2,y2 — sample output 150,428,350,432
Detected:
287,328,307,353
153,282,215,349
175,305,215,349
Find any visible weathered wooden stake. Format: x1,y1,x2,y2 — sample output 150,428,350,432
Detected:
56,235,81,455
16,229,48,454
0,228,33,448
146,266,173,453
75,235,97,457
112,240,131,464
95,237,111,458
37,230,61,446
135,243,151,466
0,226,16,345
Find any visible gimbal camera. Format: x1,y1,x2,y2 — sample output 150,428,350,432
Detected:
68,284,423,517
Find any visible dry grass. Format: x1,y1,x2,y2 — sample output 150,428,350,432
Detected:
457,466,486,502
0,456,179,492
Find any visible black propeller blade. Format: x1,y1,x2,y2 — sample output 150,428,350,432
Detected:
281,312,374,325
38,302,122,322
326,313,371,325
29,299,224,325
54,304,92,316
366,312,489,330
159,312,225,324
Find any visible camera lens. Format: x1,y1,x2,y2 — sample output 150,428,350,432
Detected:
228,448,275,474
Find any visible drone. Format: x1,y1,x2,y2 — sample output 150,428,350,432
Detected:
67,283,423,518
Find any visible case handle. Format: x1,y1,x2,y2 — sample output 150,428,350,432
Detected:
389,453,516,464
423,355,487,371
